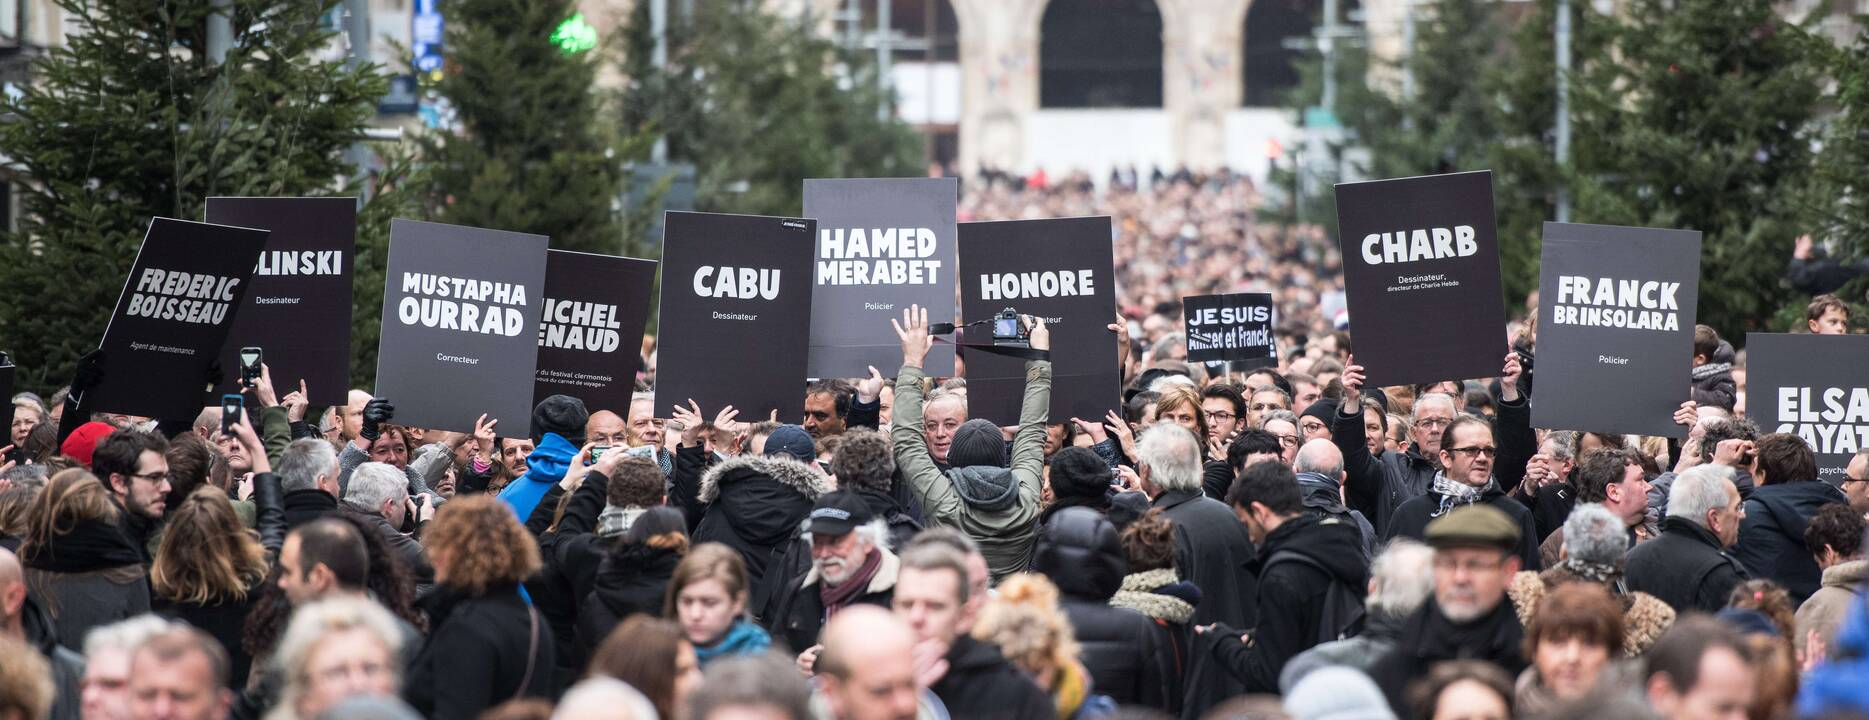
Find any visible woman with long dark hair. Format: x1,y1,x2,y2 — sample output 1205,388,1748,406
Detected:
573,505,688,672
587,615,703,720
19,469,149,653
151,485,269,686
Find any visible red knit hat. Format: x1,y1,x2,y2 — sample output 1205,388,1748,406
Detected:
61,421,116,468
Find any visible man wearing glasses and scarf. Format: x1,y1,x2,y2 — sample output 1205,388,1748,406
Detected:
1382,409,1543,571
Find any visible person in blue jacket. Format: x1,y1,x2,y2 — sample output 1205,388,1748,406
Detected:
498,395,590,523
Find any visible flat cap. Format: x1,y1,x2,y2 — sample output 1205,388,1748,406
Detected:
1424,504,1520,552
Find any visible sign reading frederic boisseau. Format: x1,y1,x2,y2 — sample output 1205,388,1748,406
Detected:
1533,222,1702,437
803,177,958,377
958,217,1119,425
534,250,657,411
656,211,816,422
1746,333,1869,479
1335,171,1507,387
1183,292,1277,368
89,218,271,420
375,219,549,436
206,197,355,407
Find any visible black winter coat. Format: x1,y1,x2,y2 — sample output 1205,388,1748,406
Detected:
768,548,898,653
1152,489,1255,718
1209,514,1371,693
928,636,1054,720
405,583,555,719
1625,516,1749,614
525,470,612,691
752,488,920,620
153,589,258,689
689,455,832,591
1510,481,1576,543
281,488,338,531
1367,597,1527,712
575,543,682,670
22,595,83,720
1386,484,1543,572
1335,395,1535,536
1034,507,1174,708
1735,481,1847,604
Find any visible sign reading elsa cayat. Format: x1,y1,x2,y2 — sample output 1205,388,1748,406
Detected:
374,219,549,435
1746,333,1869,479
1532,222,1701,438
1334,170,1506,387
803,177,957,377
655,211,816,421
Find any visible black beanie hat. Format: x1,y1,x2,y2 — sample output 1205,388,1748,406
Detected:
1049,446,1111,501
1301,399,1339,425
533,394,590,444
946,419,1007,468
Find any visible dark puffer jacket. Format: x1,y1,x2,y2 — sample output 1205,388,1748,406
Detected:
691,455,832,589
1034,507,1174,709
574,542,684,670
1735,480,1846,604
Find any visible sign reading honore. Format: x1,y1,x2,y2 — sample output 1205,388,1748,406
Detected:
804,178,958,377
374,219,548,435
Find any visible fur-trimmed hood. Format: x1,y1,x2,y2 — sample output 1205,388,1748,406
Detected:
697,454,832,505
1508,569,1676,656
1110,568,1198,625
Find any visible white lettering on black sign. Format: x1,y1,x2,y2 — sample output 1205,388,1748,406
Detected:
693,266,781,301
127,268,241,325
1775,386,1869,460
1360,225,1478,265
979,270,1095,301
396,272,528,336
816,227,943,285
254,250,343,276
1548,275,1682,332
538,299,621,352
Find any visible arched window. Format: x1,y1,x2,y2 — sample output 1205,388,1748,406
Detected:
1040,0,1164,108
1244,0,1358,106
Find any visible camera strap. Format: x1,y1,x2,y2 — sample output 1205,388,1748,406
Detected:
927,322,1051,362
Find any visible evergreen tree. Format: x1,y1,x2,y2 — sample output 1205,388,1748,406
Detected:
619,0,922,217
1798,25,1869,319
413,0,622,254
0,0,399,393
1568,0,1823,341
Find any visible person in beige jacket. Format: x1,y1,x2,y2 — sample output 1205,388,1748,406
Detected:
1794,503,1866,661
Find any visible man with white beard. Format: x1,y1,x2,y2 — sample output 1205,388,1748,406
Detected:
1365,504,1529,710
771,491,901,672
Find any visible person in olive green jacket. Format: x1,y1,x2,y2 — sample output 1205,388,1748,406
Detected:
890,304,1050,583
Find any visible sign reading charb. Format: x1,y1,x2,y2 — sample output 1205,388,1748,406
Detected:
1334,171,1506,387
1746,333,1869,478
804,178,958,377
655,211,816,421
1530,222,1700,438
533,250,656,411
374,219,549,436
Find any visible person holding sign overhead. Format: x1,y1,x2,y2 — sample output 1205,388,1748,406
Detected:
891,304,1050,583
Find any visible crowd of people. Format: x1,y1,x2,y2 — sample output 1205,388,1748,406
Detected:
0,172,1865,720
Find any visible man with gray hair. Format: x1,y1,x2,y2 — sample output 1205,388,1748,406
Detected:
81,615,171,720
341,461,433,587
772,491,900,666
1278,538,1436,692
1506,504,1677,656
1137,422,1258,715
277,437,341,530
1294,438,1375,556
1626,464,1750,613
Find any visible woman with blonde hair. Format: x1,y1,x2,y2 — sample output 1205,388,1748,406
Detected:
265,596,405,720
972,573,1116,720
1151,386,1208,446
404,494,554,718
152,485,268,687
666,542,770,666
19,468,148,653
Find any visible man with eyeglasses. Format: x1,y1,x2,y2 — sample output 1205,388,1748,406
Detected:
92,429,171,562
1333,352,1534,539
1261,411,1302,467
1382,414,1542,571
1626,464,1750,614
1201,385,1246,445
1841,450,1869,517
1367,504,1528,710
1245,388,1291,430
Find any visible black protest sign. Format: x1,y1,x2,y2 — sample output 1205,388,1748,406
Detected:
1335,171,1506,386
374,219,549,435
534,250,657,413
1532,222,1701,437
804,177,958,377
1746,333,1869,479
88,218,270,420
957,217,1119,425
0,359,13,443
206,197,355,407
655,211,816,421
1183,293,1276,368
